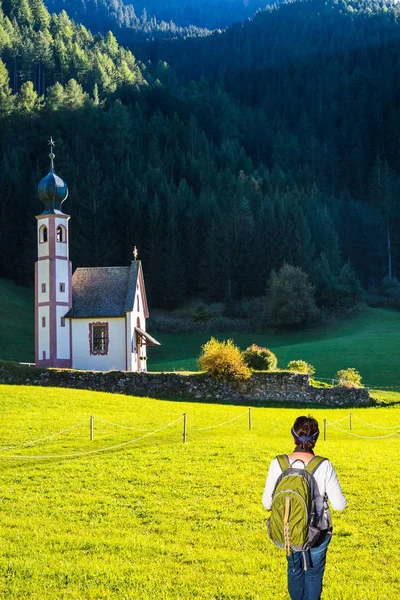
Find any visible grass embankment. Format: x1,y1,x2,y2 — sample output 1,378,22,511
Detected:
148,308,400,388
0,279,34,363
0,385,399,599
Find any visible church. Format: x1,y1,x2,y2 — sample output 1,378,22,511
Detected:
34,140,160,372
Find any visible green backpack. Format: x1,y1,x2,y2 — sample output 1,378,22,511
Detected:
267,454,328,557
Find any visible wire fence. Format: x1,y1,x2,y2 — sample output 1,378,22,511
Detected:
327,421,400,440
0,416,184,460
310,376,400,390
95,417,155,432
193,410,249,431
352,414,400,430
0,409,253,461
0,418,90,451
324,412,400,440
1,408,399,460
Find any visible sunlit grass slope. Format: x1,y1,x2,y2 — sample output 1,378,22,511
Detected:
148,308,400,388
0,279,34,362
0,385,399,599
2,277,400,389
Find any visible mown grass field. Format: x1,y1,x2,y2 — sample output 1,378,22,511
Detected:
148,308,400,388
0,385,399,599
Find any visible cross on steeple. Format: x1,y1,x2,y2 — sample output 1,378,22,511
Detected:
133,246,138,261
48,136,56,171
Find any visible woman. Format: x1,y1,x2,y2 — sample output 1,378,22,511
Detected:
262,415,347,600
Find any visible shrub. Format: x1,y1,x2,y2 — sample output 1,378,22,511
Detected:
198,337,252,383
380,276,400,299
192,303,212,323
335,368,363,388
287,360,316,377
242,344,278,371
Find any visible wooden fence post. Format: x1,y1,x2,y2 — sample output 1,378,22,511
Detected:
183,413,187,444
248,408,252,431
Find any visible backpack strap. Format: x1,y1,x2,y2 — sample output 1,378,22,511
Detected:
277,454,291,472
305,455,327,475
306,456,332,528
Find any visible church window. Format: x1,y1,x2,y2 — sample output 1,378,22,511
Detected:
57,225,66,242
61,317,65,327
137,294,140,311
41,283,46,293
89,322,109,356
39,225,48,243
59,283,65,293
42,317,46,327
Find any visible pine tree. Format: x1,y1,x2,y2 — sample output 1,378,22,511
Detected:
16,81,41,113
0,59,13,116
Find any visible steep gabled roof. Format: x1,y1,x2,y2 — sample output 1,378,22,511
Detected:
66,261,146,318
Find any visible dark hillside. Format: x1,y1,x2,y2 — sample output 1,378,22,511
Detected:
0,0,398,314
44,0,212,46
145,0,400,278
45,0,267,30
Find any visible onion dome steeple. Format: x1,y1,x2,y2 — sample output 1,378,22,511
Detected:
38,137,68,214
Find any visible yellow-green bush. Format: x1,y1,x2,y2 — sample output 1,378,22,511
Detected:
287,359,316,377
198,337,252,383
336,367,363,388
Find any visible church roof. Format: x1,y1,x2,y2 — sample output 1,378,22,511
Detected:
65,261,145,318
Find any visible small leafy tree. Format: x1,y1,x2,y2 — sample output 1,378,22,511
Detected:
265,264,319,328
242,344,278,371
198,337,251,383
336,368,363,388
287,360,316,377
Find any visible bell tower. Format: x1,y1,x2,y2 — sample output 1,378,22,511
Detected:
35,138,72,367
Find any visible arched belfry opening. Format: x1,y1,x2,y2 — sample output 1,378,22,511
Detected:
57,225,66,242
39,225,48,243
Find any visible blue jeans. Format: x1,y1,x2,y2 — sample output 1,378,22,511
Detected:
286,532,332,600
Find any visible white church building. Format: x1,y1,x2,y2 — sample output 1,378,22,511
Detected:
34,140,160,372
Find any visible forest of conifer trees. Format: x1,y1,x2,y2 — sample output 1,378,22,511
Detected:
0,0,399,321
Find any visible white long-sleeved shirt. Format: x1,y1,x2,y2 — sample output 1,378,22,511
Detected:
262,455,347,529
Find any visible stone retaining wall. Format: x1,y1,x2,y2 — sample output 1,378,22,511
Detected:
0,363,372,407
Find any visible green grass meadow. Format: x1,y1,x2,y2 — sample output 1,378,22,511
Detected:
148,308,400,388
3,277,400,389
0,385,399,599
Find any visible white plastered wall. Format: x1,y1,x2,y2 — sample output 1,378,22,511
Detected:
56,260,70,303
57,306,70,359
129,284,147,372
38,261,49,303
38,305,50,360
71,318,126,371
